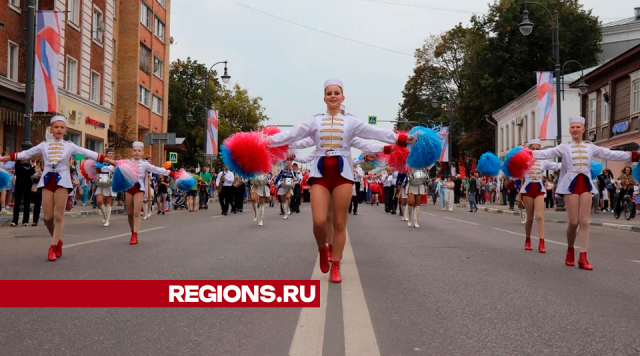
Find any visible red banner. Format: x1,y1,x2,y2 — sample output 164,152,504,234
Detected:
0,280,320,307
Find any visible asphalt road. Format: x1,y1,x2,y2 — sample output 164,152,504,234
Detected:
1,201,639,356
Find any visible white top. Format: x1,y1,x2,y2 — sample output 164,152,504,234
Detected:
520,159,561,193
383,172,397,187
132,160,171,192
533,141,631,194
269,112,397,181
216,171,235,187
16,139,100,189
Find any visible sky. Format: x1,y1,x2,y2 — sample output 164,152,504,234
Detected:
169,0,638,164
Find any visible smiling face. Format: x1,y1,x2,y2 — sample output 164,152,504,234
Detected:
50,121,67,139
569,123,585,141
624,166,632,175
132,146,143,159
528,143,541,151
106,151,115,160
285,161,292,170
324,85,344,112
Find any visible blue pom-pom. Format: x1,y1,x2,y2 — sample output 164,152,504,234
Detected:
177,176,196,191
633,162,640,184
358,154,380,167
477,152,502,177
501,147,523,178
111,167,136,193
96,162,105,169
0,170,11,190
590,161,603,178
221,144,255,179
406,127,443,169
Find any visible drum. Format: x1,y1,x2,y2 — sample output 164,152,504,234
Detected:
250,174,268,186
282,177,294,189
409,171,428,186
96,172,112,187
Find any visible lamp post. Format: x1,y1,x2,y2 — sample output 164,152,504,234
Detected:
560,60,589,98
22,0,36,150
202,61,230,169
519,2,565,210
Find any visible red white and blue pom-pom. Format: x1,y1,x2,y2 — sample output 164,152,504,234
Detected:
406,127,442,169
502,147,535,178
477,152,502,177
261,126,289,164
221,131,272,179
173,169,196,191
79,159,105,181
0,169,11,190
112,160,140,193
385,146,410,173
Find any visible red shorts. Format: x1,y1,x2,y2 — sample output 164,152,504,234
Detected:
308,156,352,192
126,183,144,195
42,173,72,193
522,182,544,198
569,174,591,195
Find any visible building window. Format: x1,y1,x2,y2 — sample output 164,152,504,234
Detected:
152,96,162,115
589,99,596,129
92,7,104,43
139,44,151,74
154,16,165,42
140,2,152,29
86,137,103,153
64,131,81,146
157,0,165,7
110,81,115,104
68,0,80,26
139,85,150,107
65,56,78,94
153,56,163,78
602,101,609,124
7,41,19,82
633,79,640,114
91,71,101,103
9,0,20,13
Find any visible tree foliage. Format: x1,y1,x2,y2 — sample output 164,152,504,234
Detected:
168,58,269,168
400,0,602,158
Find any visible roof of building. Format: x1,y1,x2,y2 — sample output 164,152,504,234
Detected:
603,16,640,28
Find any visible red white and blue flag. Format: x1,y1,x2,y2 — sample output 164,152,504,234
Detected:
206,109,219,157
536,71,557,141
34,11,64,113
439,126,449,163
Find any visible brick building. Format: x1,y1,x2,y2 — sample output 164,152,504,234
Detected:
574,43,640,174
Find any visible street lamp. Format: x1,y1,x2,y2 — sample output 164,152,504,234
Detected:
519,2,566,211
560,60,588,99
202,61,230,168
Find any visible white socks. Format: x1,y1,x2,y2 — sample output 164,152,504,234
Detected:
407,206,414,227
104,206,111,227
258,204,265,226
413,206,420,228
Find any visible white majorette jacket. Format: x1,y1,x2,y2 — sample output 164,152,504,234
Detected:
520,159,562,193
532,141,634,194
269,112,397,181
11,139,105,189
131,159,171,192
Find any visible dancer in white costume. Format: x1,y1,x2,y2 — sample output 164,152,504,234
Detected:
250,172,271,226
95,149,116,227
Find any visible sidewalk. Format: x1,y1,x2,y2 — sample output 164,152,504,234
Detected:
455,202,640,233
0,203,126,227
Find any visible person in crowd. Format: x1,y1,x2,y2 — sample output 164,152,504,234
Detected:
445,176,455,212
4,158,15,211
505,177,517,210
10,158,35,226
199,167,212,208
232,174,245,213
602,169,616,212
290,163,303,214
369,179,380,205
198,174,209,210
156,176,169,215
545,173,555,209
95,149,116,227
30,160,44,226
468,172,479,212
216,166,234,215
614,166,635,218
382,167,397,214
453,174,462,204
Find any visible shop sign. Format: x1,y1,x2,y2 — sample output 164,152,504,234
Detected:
85,116,106,129
612,121,629,135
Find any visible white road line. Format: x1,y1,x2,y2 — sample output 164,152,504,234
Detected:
443,217,479,225
630,260,640,264
492,228,571,247
289,258,329,356
63,227,166,248
424,212,438,217
342,231,381,356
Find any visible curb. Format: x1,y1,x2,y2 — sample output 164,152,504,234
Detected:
0,208,126,226
455,203,640,233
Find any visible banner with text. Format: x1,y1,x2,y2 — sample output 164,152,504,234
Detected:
439,126,450,163
34,11,64,113
206,109,219,157
536,71,557,141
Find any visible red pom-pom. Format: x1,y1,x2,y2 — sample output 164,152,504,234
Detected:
261,126,289,164
507,148,536,178
386,146,410,173
224,132,272,176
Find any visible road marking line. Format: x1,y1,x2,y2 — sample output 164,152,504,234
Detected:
342,231,381,356
63,227,166,248
492,228,571,247
630,260,640,264
424,212,438,217
288,254,329,356
443,217,478,225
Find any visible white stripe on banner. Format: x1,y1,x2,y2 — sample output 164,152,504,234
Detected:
439,126,449,163
34,11,64,113
536,71,557,141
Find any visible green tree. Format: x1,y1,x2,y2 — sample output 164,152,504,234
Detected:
168,58,269,168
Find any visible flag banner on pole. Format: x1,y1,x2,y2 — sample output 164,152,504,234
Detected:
34,11,64,113
536,71,557,141
439,126,449,163
206,109,219,157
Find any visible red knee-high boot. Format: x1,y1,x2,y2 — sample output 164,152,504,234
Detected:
538,239,546,253
330,261,341,283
